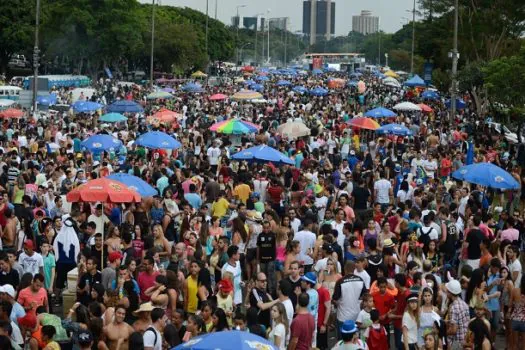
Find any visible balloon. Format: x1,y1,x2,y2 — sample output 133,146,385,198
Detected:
358,80,366,93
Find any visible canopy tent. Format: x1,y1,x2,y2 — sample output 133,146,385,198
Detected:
210,119,260,135
231,90,263,101
181,83,205,93
80,134,122,153
421,90,440,100
404,74,426,87
347,117,380,130
376,123,413,136
99,113,127,123
146,91,173,100
72,101,103,113
106,173,158,197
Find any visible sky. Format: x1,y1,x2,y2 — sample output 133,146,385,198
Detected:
143,0,414,35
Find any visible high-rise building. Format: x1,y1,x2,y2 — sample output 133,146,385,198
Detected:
302,0,335,45
352,10,379,35
231,16,262,31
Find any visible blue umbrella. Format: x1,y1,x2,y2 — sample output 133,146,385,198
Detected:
310,87,328,96
73,101,103,113
243,80,256,86
99,113,127,123
276,80,292,86
81,134,122,153
312,68,323,75
452,162,520,189
350,72,363,78
293,86,308,94
376,123,413,136
182,83,204,93
404,74,426,87
231,145,294,165
106,173,158,197
445,98,467,109
347,80,359,87
256,75,269,81
421,90,439,100
106,100,143,113
251,84,264,92
37,94,57,106
364,107,396,118
172,330,277,350
136,131,181,149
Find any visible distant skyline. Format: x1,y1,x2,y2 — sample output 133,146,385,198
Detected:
141,0,415,35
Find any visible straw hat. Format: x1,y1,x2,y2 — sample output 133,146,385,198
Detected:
133,302,154,316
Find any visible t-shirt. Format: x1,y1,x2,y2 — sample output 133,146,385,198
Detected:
87,214,110,235
393,289,410,329
306,288,319,321
249,288,271,327
509,259,522,289
402,312,418,344
233,184,251,204
211,198,230,218
207,147,221,165
374,179,391,204
77,271,102,306
137,271,160,302
257,232,276,262
18,252,44,276
352,186,370,210
42,253,56,290
501,228,520,242
372,292,396,325
143,325,162,350
294,230,316,265
354,269,371,289
222,261,242,304
316,286,330,327
290,313,315,350
17,287,47,309
269,323,286,350
333,274,366,322
466,229,484,260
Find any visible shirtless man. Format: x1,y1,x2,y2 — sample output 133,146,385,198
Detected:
101,306,134,350
1,208,18,248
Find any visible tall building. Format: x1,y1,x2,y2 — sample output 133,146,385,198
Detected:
231,16,261,31
302,0,335,45
352,10,379,35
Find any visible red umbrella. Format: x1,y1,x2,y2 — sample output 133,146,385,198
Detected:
0,108,24,118
417,103,433,113
209,93,228,101
66,178,141,203
241,65,255,73
149,108,179,123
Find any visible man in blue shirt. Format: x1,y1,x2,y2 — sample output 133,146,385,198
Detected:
184,184,202,210
485,258,502,340
301,272,319,347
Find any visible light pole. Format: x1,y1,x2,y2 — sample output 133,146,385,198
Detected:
254,13,264,65
410,0,416,74
236,5,246,65
377,18,381,66
205,0,209,61
266,10,271,64
150,0,156,88
214,0,218,19
450,0,459,119
33,0,41,116
385,53,388,67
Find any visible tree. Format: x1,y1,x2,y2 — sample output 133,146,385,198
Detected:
0,0,34,73
457,61,487,116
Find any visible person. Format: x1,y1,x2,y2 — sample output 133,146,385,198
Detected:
364,309,388,350
331,320,368,350
0,254,19,288
101,251,121,291
257,220,277,295
17,273,48,313
402,293,420,350
289,293,315,350
464,318,491,350
269,303,289,350
332,261,366,338
249,272,278,328
0,301,23,349
77,256,101,306
221,245,242,306
138,256,159,302
389,273,411,350
144,308,167,350
462,215,485,270
509,275,525,350
78,330,94,350
18,240,44,277
300,272,319,347
183,260,201,315
41,325,60,350
444,279,469,350
100,305,134,350
294,219,316,273
0,284,25,323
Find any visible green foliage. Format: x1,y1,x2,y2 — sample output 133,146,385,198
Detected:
0,0,35,72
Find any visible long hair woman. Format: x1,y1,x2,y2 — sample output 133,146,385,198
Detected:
269,303,289,350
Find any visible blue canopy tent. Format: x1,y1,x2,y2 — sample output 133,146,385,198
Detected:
181,83,205,93
231,145,294,165
376,123,413,136
310,87,328,96
136,131,182,149
73,101,103,113
452,162,520,190
421,90,440,100
364,107,396,118
445,98,467,109
404,74,426,87
106,100,143,113
106,173,158,197
81,134,122,153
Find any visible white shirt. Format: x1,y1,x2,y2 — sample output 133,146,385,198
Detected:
314,196,328,221
18,252,44,276
269,323,286,350
331,221,346,248
402,312,419,344
424,159,438,178
207,146,221,166
222,261,243,304
354,269,371,289
253,179,269,202
87,214,110,235
143,325,162,350
374,179,391,204
290,218,301,234
294,230,317,265
411,158,424,175
509,259,522,289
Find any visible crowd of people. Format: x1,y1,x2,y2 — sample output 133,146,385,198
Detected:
0,66,524,350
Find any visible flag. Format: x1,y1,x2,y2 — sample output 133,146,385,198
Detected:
466,141,474,165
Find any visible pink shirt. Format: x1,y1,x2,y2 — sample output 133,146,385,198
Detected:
500,228,519,242
137,271,160,301
17,287,47,310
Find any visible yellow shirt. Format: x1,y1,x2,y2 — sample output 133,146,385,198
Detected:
211,198,230,218
352,135,360,150
233,184,251,204
186,275,199,314
217,293,233,326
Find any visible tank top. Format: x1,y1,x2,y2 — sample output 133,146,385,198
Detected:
510,294,525,322
32,326,46,349
276,242,286,262
367,325,388,350
186,275,199,314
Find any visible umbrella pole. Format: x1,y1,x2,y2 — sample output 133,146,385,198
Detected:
101,202,105,267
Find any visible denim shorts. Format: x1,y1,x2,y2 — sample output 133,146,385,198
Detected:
275,260,284,271
512,320,525,333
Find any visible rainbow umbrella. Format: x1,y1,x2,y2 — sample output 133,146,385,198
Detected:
209,119,260,135
347,117,380,130
231,90,263,101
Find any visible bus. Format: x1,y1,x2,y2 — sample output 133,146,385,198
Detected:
0,86,22,100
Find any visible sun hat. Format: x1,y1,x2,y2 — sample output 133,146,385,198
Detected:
445,280,462,295
132,302,154,316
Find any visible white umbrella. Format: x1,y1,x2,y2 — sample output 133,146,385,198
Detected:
393,102,422,111
277,121,311,139
0,99,15,107
250,98,267,104
383,77,401,88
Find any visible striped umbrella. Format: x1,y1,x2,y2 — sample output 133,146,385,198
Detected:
209,119,260,135
231,90,263,101
347,117,380,130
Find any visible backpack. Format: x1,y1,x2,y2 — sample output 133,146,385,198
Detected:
418,226,435,247
145,327,158,348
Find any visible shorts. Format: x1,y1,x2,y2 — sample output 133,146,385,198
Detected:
512,320,525,333
246,248,257,263
275,260,284,272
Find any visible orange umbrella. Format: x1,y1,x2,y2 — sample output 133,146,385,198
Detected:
66,178,141,203
417,103,433,113
148,108,179,124
0,108,24,118
347,117,380,130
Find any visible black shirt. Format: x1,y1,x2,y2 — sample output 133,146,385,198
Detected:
286,276,302,312
249,287,271,328
257,232,276,262
352,186,370,210
466,228,485,260
77,271,102,306
0,269,19,288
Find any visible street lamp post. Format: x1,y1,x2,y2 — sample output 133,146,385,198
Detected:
450,0,459,119
236,5,246,65
205,0,209,61
266,9,271,64
33,0,41,116
150,0,156,88
254,13,264,65
385,53,388,67
410,0,416,74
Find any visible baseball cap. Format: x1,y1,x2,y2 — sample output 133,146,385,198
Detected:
108,252,123,263
0,284,15,298
445,280,462,295
24,240,34,249
93,161,100,167
301,272,317,285
350,150,356,155
394,164,401,173
340,320,358,334
78,330,93,345
217,279,233,293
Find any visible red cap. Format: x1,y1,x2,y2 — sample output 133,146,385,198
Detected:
217,279,233,293
24,240,34,249
18,312,37,329
108,252,123,263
